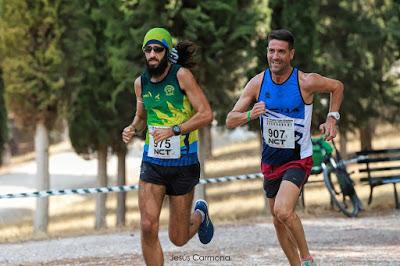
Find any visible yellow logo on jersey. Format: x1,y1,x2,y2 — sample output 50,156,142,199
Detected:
164,85,175,96
143,91,152,98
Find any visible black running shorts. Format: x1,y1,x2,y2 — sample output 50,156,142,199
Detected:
263,167,307,198
140,161,200,195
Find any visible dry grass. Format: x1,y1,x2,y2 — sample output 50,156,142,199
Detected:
1,124,400,243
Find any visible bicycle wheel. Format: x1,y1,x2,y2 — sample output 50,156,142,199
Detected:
322,165,360,217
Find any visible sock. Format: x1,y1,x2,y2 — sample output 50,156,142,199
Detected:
301,255,313,261
195,209,205,223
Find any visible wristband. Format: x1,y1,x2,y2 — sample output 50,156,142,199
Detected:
247,111,251,122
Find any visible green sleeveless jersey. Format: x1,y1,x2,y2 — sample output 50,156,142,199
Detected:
141,64,199,166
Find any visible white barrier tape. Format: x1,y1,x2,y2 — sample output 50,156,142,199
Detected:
0,173,264,199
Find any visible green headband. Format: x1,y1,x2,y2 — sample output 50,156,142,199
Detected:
142,27,173,52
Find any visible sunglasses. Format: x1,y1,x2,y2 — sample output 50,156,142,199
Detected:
143,45,165,54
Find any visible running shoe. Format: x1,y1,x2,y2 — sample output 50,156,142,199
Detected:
194,199,214,244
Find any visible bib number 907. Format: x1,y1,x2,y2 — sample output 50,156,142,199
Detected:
268,129,285,139
263,117,295,149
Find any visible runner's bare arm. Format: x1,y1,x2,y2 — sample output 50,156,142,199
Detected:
122,77,146,144
177,67,213,134
151,67,213,143
226,73,264,129
300,72,344,141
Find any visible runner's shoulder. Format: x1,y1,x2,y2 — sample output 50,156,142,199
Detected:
134,76,141,86
246,71,265,91
177,66,193,78
298,71,323,90
134,76,142,95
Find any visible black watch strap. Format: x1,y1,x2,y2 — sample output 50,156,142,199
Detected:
172,125,181,136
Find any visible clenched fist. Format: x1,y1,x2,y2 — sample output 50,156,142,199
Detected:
319,118,337,141
249,101,267,120
122,125,135,144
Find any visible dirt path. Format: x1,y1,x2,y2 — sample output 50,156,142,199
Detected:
0,212,399,266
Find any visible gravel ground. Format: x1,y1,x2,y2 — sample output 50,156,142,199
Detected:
0,212,399,266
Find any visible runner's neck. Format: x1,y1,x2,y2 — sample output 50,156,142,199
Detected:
271,67,293,84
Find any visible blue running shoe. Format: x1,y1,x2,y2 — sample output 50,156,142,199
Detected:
194,199,214,244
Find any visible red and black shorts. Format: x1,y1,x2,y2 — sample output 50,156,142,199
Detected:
261,157,313,198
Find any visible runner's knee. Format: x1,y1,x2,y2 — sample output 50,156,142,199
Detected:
169,233,189,247
169,223,190,246
141,217,159,237
274,207,294,223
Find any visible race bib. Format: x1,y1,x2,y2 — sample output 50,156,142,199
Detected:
148,126,181,159
263,117,295,149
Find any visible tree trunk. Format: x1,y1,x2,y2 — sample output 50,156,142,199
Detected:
34,120,49,234
194,127,207,202
116,149,126,227
339,129,348,159
95,145,108,229
204,124,213,159
359,124,374,151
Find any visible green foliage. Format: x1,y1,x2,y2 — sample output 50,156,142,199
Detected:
170,0,271,123
269,0,320,72
63,0,137,155
103,0,169,152
269,0,400,134
63,0,112,154
1,0,65,128
318,0,400,131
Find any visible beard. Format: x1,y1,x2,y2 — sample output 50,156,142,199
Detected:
146,53,169,77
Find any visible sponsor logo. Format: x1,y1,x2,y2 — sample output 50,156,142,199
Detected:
164,85,175,96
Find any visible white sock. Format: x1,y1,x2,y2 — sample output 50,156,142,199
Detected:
196,209,205,223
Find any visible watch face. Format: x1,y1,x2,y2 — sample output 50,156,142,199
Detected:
173,125,181,135
328,112,340,120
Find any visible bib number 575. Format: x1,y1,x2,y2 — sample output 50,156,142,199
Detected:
154,139,171,149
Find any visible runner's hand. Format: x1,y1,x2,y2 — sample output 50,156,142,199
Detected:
250,101,266,120
319,118,337,141
122,125,135,144
151,127,174,143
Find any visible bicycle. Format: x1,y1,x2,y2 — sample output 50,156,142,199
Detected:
311,136,366,217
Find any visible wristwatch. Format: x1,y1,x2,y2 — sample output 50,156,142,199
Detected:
172,125,181,136
327,112,340,121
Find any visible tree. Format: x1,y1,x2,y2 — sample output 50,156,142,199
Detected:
269,0,320,72
171,0,270,124
318,0,400,149
62,0,115,229
63,0,164,228
95,0,157,226
0,69,7,165
167,0,270,198
0,0,7,164
1,0,66,233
